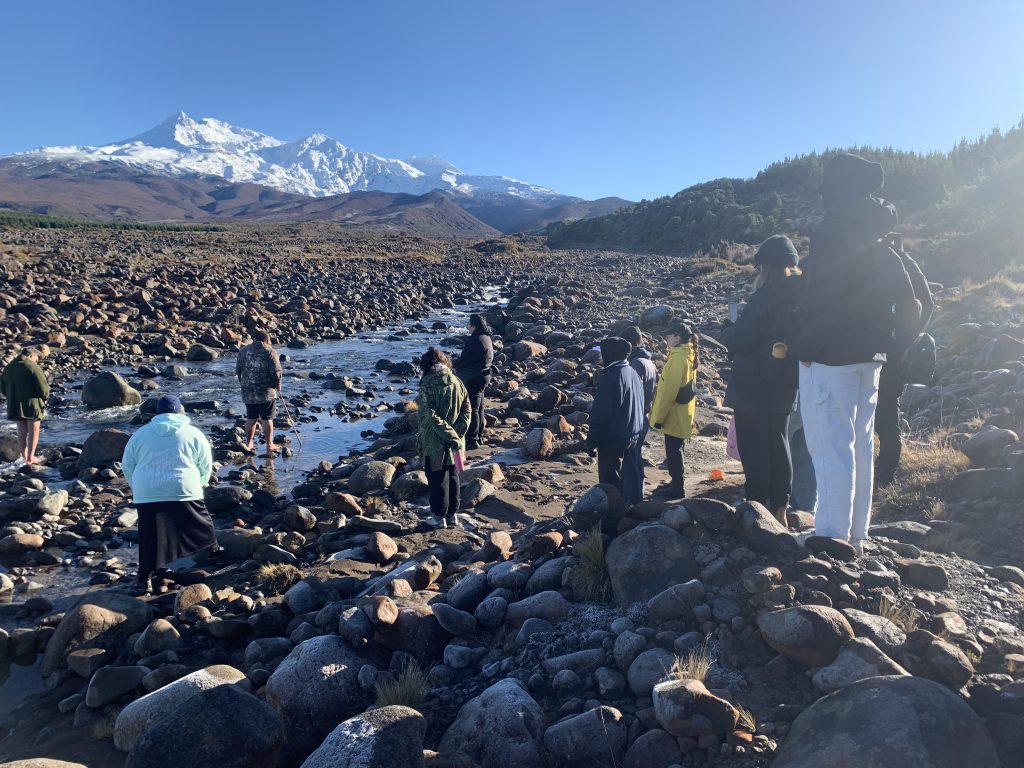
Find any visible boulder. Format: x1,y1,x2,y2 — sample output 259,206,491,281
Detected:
114,665,246,751
682,498,738,531
82,371,142,409
462,462,505,486
374,597,449,666
392,470,429,501
446,569,488,612
124,684,282,768
42,591,151,677
0,433,21,462
0,489,69,521
757,605,855,667
265,635,368,767
367,531,398,563
299,706,426,768
901,629,975,690
622,729,682,768
524,428,555,459
640,305,674,329
460,478,495,509
812,637,910,693
605,524,698,605
841,608,907,656
349,461,396,494
652,678,739,736
962,425,1019,467
514,341,548,361
439,679,546,768
204,485,252,514
773,676,1000,768
570,484,626,532
646,580,705,622
86,665,148,707
77,428,130,469
543,706,626,767
185,344,219,362
737,501,801,559
627,648,676,696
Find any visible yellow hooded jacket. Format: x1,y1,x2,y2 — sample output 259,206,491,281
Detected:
649,344,697,439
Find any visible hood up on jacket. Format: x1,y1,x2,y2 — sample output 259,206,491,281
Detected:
149,412,192,436
827,195,899,255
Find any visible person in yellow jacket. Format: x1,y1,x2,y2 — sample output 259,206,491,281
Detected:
650,324,699,499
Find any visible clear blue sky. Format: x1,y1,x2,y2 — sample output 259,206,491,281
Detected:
3,0,1022,200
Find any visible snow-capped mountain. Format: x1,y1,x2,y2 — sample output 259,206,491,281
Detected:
8,112,564,201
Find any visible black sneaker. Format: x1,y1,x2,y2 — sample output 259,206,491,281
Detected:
653,484,686,500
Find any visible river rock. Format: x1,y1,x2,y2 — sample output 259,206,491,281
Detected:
640,305,674,329
652,678,739,736
78,428,130,468
524,428,554,459
570,484,626,532
504,590,570,626
543,706,626,767
605,524,698,605
185,344,219,362
349,461,396,494
812,637,910,693
114,664,246,750
757,605,855,667
0,533,44,554
840,608,907,656
446,569,488,612
367,531,398,563
82,371,142,409
0,489,69,521
299,705,426,768
42,591,152,677
439,678,546,768
962,424,1019,466
627,648,676,695
85,664,148,707
773,676,1001,768
901,629,975,690
460,477,495,508
204,485,252,513
392,470,429,501
124,683,282,768
265,635,368,767
737,501,801,559
514,341,548,361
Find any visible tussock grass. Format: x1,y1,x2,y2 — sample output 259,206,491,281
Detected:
963,273,1024,310
374,661,428,709
668,642,713,683
879,593,919,633
571,524,611,603
736,705,758,733
877,430,970,519
256,563,302,593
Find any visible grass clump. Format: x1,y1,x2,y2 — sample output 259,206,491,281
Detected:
879,593,919,633
668,641,714,683
736,705,758,733
256,563,302,593
571,524,611,603
374,660,428,709
877,431,970,519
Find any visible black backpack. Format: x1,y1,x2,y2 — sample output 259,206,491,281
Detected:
902,332,936,385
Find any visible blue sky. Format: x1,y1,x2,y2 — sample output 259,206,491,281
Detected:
3,0,1022,200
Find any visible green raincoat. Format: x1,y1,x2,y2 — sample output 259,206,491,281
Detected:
416,365,471,468
1,356,49,421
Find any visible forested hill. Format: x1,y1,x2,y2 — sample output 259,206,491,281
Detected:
547,121,1024,280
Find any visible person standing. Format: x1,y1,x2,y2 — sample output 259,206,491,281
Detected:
629,347,658,447
650,325,699,499
454,313,494,449
1,347,49,465
724,235,801,525
122,396,216,594
875,234,934,487
791,153,920,548
236,331,282,457
416,347,471,528
586,337,646,505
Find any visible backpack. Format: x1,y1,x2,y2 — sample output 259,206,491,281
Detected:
901,332,937,385
855,240,921,358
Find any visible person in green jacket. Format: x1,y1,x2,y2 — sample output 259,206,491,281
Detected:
1,347,49,465
416,347,471,528
649,324,699,499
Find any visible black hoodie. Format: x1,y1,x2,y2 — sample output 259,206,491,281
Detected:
455,328,494,386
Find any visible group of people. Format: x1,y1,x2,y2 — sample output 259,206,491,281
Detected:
586,153,933,550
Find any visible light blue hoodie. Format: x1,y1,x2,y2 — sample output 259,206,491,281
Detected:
122,413,213,504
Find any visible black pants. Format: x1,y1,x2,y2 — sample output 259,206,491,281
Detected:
465,379,488,447
597,440,643,506
425,456,460,519
138,500,217,580
875,363,903,485
665,435,686,491
734,410,792,511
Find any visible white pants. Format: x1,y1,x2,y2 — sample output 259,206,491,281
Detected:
799,362,882,541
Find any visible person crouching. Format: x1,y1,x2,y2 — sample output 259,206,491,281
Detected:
122,396,217,593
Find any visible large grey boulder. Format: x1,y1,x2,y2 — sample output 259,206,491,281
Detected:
82,371,142,409
299,705,426,768
349,461,396,494
439,678,546,768
773,676,1001,768
0,489,69,521
757,605,854,667
605,524,699,605
265,635,368,767
77,428,130,469
124,684,282,768
812,638,910,693
42,591,151,677
543,706,626,767
114,665,246,751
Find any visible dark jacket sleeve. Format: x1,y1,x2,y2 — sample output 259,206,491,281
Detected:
724,291,769,357
901,253,933,331
586,373,618,448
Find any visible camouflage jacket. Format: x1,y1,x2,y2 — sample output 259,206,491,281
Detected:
236,343,281,405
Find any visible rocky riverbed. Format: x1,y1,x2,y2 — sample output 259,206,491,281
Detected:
1,227,1023,768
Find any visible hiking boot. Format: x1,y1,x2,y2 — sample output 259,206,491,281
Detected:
445,514,462,530
653,483,686,500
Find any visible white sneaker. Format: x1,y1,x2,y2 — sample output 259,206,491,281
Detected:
850,538,870,556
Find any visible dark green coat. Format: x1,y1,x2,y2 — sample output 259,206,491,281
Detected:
416,366,470,468
1,356,49,420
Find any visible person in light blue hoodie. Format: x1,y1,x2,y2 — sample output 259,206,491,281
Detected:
123,395,216,592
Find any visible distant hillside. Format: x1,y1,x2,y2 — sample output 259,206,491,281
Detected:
547,121,1024,279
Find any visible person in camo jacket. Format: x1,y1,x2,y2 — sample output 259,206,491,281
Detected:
236,330,283,457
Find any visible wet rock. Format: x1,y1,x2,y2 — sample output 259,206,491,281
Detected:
439,679,546,768
773,676,1000,768
757,605,855,667
82,371,142,409
0,489,69,521
813,637,910,693
349,461,396,494
265,635,368,767
124,683,282,768
78,428,130,469
543,706,626,767
652,678,739,736
185,344,219,362
42,591,152,677
605,524,698,605
204,485,252,514
300,705,426,768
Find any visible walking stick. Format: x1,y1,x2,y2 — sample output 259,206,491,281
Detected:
277,381,304,452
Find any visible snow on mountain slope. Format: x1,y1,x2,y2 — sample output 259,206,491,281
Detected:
9,112,564,202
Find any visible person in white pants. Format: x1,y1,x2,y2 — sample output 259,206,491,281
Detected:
799,362,881,541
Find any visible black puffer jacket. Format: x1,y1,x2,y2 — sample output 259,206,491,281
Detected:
455,329,494,387
724,279,799,414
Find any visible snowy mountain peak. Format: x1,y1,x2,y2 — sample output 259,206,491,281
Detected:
10,114,564,202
